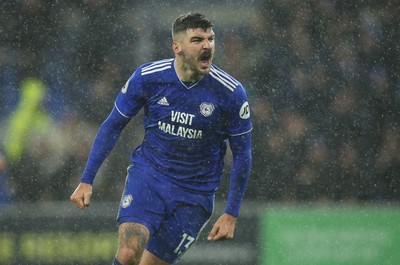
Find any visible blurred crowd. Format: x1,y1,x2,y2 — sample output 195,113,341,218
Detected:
0,0,399,205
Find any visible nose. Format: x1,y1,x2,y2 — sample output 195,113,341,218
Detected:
203,40,212,49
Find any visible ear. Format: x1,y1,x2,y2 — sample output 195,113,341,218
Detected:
172,41,182,55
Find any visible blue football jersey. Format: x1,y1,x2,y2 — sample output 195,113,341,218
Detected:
115,58,252,193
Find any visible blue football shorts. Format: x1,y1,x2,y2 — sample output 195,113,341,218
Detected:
117,163,215,263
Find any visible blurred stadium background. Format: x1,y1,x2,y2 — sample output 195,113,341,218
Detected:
0,0,400,264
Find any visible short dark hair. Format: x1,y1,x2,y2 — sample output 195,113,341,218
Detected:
172,12,214,36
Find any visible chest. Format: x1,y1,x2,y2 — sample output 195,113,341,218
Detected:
144,84,225,131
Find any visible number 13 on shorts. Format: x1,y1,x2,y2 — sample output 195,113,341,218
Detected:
174,232,195,256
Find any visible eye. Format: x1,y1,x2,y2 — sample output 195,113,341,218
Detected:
191,38,202,43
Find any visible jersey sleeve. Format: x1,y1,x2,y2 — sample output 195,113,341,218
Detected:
225,132,252,217
114,69,145,118
225,84,252,136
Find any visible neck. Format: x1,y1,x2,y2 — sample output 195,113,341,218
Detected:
174,58,203,82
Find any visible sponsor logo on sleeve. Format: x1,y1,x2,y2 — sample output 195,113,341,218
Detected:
121,79,129,94
239,101,250,119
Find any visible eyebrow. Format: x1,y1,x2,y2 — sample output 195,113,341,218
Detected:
189,33,215,41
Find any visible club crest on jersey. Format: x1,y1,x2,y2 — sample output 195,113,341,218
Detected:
199,102,215,117
121,194,133,208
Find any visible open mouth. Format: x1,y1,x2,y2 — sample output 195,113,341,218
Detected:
199,52,212,66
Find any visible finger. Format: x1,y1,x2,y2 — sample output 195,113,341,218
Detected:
83,191,91,207
77,199,85,210
70,194,85,209
213,224,232,241
212,228,227,241
207,225,219,241
212,232,223,241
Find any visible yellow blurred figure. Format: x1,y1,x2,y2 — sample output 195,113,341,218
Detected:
4,78,52,164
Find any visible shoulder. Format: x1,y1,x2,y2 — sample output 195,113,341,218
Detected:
209,64,243,93
139,58,174,77
208,65,250,117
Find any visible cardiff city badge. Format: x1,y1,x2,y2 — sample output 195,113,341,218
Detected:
199,102,215,117
121,194,133,208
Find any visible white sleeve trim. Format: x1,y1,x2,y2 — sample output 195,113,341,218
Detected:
228,127,253,137
114,102,131,119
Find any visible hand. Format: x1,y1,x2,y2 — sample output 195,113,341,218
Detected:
207,213,237,241
70,182,93,210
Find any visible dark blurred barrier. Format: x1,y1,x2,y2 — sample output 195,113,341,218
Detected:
0,201,260,265
2,202,400,265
